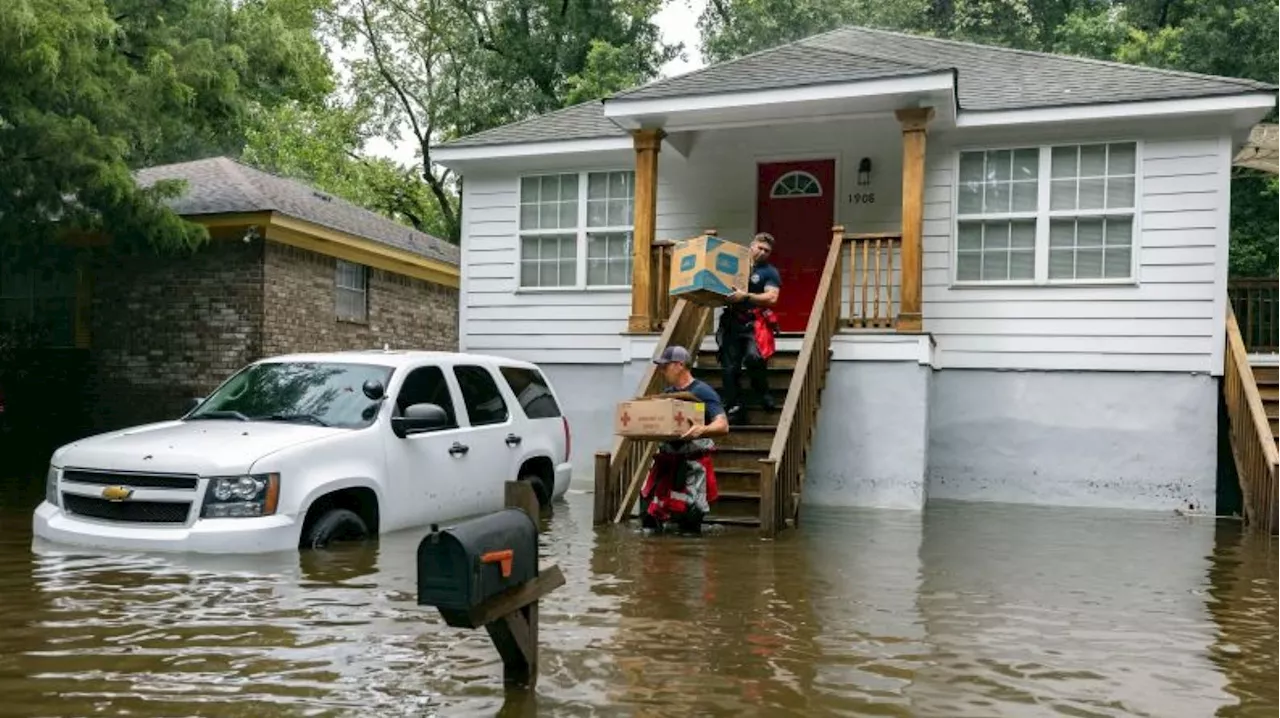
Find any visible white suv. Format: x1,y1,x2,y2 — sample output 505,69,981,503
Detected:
32,350,573,554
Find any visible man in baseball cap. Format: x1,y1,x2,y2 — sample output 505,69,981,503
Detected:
641,345,729,534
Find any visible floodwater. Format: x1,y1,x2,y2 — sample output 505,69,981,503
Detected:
0,486,1275,718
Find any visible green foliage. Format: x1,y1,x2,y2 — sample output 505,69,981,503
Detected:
327,0,677,242
0,0,334,252
241,101,451,240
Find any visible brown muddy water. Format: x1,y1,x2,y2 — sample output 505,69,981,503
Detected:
0,486,1275,718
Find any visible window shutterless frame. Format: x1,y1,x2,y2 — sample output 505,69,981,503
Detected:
516,169,635,292
949,138,1143,288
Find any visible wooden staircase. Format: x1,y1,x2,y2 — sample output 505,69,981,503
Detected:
1222,306,1278,534
692,346,799,526
594,226,854,537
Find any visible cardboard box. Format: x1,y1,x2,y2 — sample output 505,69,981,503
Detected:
668,234,751,307
614,396,705,440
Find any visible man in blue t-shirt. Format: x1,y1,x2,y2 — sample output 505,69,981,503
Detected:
653,345,728,440
717,232,782,424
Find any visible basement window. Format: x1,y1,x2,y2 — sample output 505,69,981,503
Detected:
335,260,368,323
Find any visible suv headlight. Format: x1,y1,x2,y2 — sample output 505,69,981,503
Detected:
46,466,60,507
201,473,279,518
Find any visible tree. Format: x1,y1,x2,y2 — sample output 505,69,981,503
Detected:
241,100,452,240
326,0,677,242
0,0,334,253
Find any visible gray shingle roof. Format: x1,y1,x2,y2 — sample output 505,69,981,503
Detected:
136,157,459,266
437,25,1276,150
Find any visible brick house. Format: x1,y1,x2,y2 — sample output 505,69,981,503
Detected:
0,157,460,450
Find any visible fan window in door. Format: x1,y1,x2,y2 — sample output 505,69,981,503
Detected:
770,171,823,198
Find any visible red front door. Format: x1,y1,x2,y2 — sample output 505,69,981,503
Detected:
756,159,837,333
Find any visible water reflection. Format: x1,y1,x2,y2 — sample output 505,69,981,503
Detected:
0,490,1274,717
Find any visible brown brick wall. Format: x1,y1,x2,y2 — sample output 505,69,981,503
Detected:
87,240,265,430
262,243,458,355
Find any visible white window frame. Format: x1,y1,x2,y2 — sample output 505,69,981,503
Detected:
335,259,368,323
516,169,635,292
950,138,1143,288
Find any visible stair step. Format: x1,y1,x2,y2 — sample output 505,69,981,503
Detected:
715,468,762,493
696,371,795,392
698,350,802,370
716,425,777,450
1252,366,1278,384
1260,386,1279,402
712,446,771,470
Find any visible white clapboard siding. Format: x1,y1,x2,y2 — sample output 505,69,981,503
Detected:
922,133,1230,373
458,119,1232,373
459,175,629,363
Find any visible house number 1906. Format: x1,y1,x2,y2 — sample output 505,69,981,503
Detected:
850,193,875,204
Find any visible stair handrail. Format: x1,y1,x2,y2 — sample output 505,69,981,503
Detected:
1224,305,1278,533
758,226,847,536
601,297,713,524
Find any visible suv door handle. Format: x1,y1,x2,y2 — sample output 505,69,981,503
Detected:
505,433,522,447
448,442,469,457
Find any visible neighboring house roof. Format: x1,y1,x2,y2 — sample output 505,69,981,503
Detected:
136,157,459,266
1234,123,1279,175
438,25,1276,150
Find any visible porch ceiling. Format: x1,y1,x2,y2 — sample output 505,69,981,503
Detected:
602,72,957,133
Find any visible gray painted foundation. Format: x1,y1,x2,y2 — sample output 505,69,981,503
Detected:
547,359,1221,513
539,364,633,484
927,370,1218,512
806,362,931,510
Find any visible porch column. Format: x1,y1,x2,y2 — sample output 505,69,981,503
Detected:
894,107,934,332
628,128,664,333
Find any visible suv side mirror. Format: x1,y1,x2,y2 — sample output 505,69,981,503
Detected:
392,402,449,438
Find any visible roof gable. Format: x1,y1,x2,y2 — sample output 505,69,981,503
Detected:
437,25,1276,150
136,157,459,265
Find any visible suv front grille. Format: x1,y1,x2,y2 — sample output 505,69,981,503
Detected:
62,470,198,491
62,494,191,524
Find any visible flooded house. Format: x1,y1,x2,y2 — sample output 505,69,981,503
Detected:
430,26,1279,532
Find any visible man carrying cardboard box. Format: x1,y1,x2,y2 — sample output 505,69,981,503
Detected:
638,346,730,533
718,233,782,424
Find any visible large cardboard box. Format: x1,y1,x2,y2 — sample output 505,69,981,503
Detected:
614,395,705,440
668,234,751,307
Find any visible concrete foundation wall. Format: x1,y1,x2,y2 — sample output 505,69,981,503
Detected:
806,362,931,510
927,370,1218,512
540,363,635,483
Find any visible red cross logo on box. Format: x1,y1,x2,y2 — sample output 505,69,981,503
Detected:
620,412,631,427
675,411,686,426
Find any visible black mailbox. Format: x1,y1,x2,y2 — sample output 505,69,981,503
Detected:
418,508,539,625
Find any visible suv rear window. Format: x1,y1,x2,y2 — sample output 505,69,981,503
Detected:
499,366,562,419
454,365,510,426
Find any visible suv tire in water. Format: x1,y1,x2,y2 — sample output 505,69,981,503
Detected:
521,473,551,511
302,509,369,550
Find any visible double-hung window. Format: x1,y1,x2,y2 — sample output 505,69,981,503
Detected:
519,170,635,289
955,141,1138,285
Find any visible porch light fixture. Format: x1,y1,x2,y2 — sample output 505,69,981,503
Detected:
857,158,872,186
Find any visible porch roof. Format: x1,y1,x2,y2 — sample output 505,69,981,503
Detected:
435,25,1276,153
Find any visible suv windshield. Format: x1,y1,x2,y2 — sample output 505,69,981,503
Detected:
187,361,393,429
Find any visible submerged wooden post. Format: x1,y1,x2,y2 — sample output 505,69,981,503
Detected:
628,128,664,333
417,481,565,692
593,451,612,524
895,107,934,333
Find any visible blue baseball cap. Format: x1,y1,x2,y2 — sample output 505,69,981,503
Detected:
653,346,692,365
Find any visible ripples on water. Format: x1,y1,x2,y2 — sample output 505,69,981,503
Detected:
0,490,1275,717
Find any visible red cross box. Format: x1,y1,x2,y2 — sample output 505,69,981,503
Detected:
614,396,705,440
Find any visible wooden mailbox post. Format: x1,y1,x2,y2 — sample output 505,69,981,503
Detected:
418,481,565,690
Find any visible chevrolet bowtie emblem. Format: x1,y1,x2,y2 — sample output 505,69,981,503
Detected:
101,485,134,502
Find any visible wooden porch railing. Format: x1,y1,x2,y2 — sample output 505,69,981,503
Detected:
1223,305,1278,535
593,298,714,524
648,239,676,331
758,226,847,537
1228,277,1278,355
844,233,903,329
